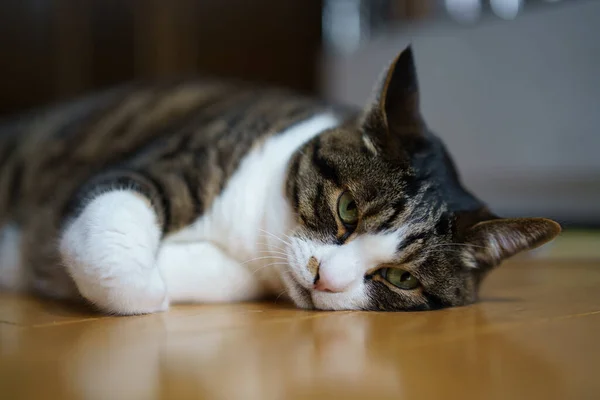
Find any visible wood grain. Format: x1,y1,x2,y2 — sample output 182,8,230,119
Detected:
1,231,598,399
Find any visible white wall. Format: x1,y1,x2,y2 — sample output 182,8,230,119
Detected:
321,1,600,224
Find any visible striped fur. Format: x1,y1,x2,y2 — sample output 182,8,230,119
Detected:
0,47,561,314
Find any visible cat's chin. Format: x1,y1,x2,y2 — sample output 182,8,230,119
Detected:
280,269,315,310
310,290,368,311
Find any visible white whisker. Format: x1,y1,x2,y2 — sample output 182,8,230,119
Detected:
275,289,288,304
251,262,288,276
241,256,287,265
255,250,290,257
279,231,293,241
258,229,291,246
258,234,291,247
255,242,286,249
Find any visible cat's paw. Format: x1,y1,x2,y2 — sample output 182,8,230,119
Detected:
60,190,168,315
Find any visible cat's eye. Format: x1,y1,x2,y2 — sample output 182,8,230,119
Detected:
337,191,358,226
381,268,419,290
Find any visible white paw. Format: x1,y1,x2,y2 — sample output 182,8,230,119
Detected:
60,190,168,315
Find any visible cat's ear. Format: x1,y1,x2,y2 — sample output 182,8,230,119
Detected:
361,45,425,155
464,217,561,269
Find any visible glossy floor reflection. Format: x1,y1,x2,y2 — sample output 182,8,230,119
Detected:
1,232,599,400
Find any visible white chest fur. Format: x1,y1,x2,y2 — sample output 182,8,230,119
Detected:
164,113,340,293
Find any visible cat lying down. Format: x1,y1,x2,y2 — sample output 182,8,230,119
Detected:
0,46,560,314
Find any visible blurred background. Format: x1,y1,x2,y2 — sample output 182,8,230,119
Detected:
0,0,598,228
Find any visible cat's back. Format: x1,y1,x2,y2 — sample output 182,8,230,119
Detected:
0,79,327,222
0,79,256,171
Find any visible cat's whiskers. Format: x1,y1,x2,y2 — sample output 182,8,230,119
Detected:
241,255,287,265
274,289,288,304
255,249,290,257
278,230,294,242
254,241,290,259
255,241,286,248
257,236,291,250
251,261,288,276
258,229,291,246
256,242,286,251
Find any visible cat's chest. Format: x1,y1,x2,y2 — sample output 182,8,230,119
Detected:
164,113,339,288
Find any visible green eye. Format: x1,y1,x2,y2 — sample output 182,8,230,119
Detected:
381,268,419,290
337,191,358,226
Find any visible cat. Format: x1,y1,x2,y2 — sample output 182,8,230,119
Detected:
0,46,560,314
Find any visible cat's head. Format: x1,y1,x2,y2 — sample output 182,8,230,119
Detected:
282,46,561,311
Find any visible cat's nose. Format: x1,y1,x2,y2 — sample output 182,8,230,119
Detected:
313,279,336,293
313,270,352,293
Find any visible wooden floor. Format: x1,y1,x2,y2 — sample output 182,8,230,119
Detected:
1,231,599,400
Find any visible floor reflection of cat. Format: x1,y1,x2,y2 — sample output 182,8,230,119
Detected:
34,305,566,400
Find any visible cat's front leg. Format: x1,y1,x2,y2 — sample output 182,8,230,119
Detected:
59,173,169,315
157,241,268,304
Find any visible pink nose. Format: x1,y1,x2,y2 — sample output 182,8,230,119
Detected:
314,280,335,293
313,274,349,293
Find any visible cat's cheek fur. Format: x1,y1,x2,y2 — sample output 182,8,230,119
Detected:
59,190,169,315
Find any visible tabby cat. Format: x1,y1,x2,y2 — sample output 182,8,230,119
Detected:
0,46,560,314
